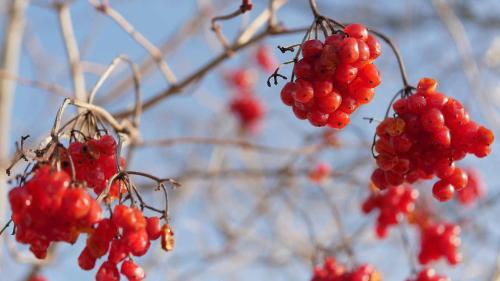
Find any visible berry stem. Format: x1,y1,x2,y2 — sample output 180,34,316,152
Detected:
51,98,70,139
0,218,12,236
367,29,413,94
308,0,320,17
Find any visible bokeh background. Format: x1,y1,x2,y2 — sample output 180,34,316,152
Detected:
1,0,500,280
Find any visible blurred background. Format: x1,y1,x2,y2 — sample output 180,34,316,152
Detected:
1,0,500,280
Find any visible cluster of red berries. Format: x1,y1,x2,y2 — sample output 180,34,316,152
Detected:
9,165,102,259
280,23,381,128
78,205,174,281
371,78,494,201
66,135,124,200
226,66,265,132
407,268,449,281
418,223,461,265
456,168,485,206
255,45,278,72
229,93,265,131
362,184,418,238
311,257,381,281
308,162,331,183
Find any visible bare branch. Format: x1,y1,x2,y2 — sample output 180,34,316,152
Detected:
56,3,87,102
88,0,177,85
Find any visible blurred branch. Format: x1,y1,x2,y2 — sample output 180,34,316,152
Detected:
89,0,177,85
0,69,71,97
431,0,500,131
136,136,321,155
115,25,307,118
0,0,29,265
97,3,215,105
56,3,87,102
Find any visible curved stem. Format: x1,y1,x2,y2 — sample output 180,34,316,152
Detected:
368,28,412,92
51,98,70,138
308,0,320,17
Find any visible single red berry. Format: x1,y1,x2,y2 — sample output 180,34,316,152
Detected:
146,217,162,240
293,79,314,103
121,260,146,281
96,261,120,281
293,59,314,79
446,168,468,191
327,111,350,129
313,80,333,98
417,77,438,94
317,92,342,114
407,94,427,114
302,39,324,59
365,34,381,60
61,188,92,220
280,82,296,106
339,38,359,63
432,180,455,202
307,110,329,127
78,247,97,271
420,108,445,132
344,23,368,41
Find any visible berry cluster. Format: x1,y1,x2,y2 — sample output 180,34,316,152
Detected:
371,78,494,201
311,257,381,281
255,45,278,72
362,184,418,238
79,205,173,280
456,168,485,206
280,23,381,128
9,165,102,259
229,93,265,131
407,268,449,281
418,223,461,265
7,128,176,281
225,66,265,132
66,135,124,200
308,162,331,183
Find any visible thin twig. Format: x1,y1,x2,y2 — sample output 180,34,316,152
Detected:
114,27,308,118
89,0,177,85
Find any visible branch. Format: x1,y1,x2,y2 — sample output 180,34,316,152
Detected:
89,0,177,85
0,69,71,97
56,3,87,102
0,0,29,263
96,4,214,105
114,26,307,118
136,136,320,155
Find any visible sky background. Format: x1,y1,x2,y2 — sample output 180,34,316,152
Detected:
1,0,500,280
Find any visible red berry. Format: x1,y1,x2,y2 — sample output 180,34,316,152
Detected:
146,217,162,240
293,59,314,79
78,247,96,270
432,180,455,202
280,82,296,106
420,108,445,132
327,111,350,129
121,260,146,281
339,38,359,63
293,79,314,103
317,92,342,113
345,23,368,41
366,34,381,59
307,110,329,127
96,261,120,281
302,39,324,59
446,168,468,190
